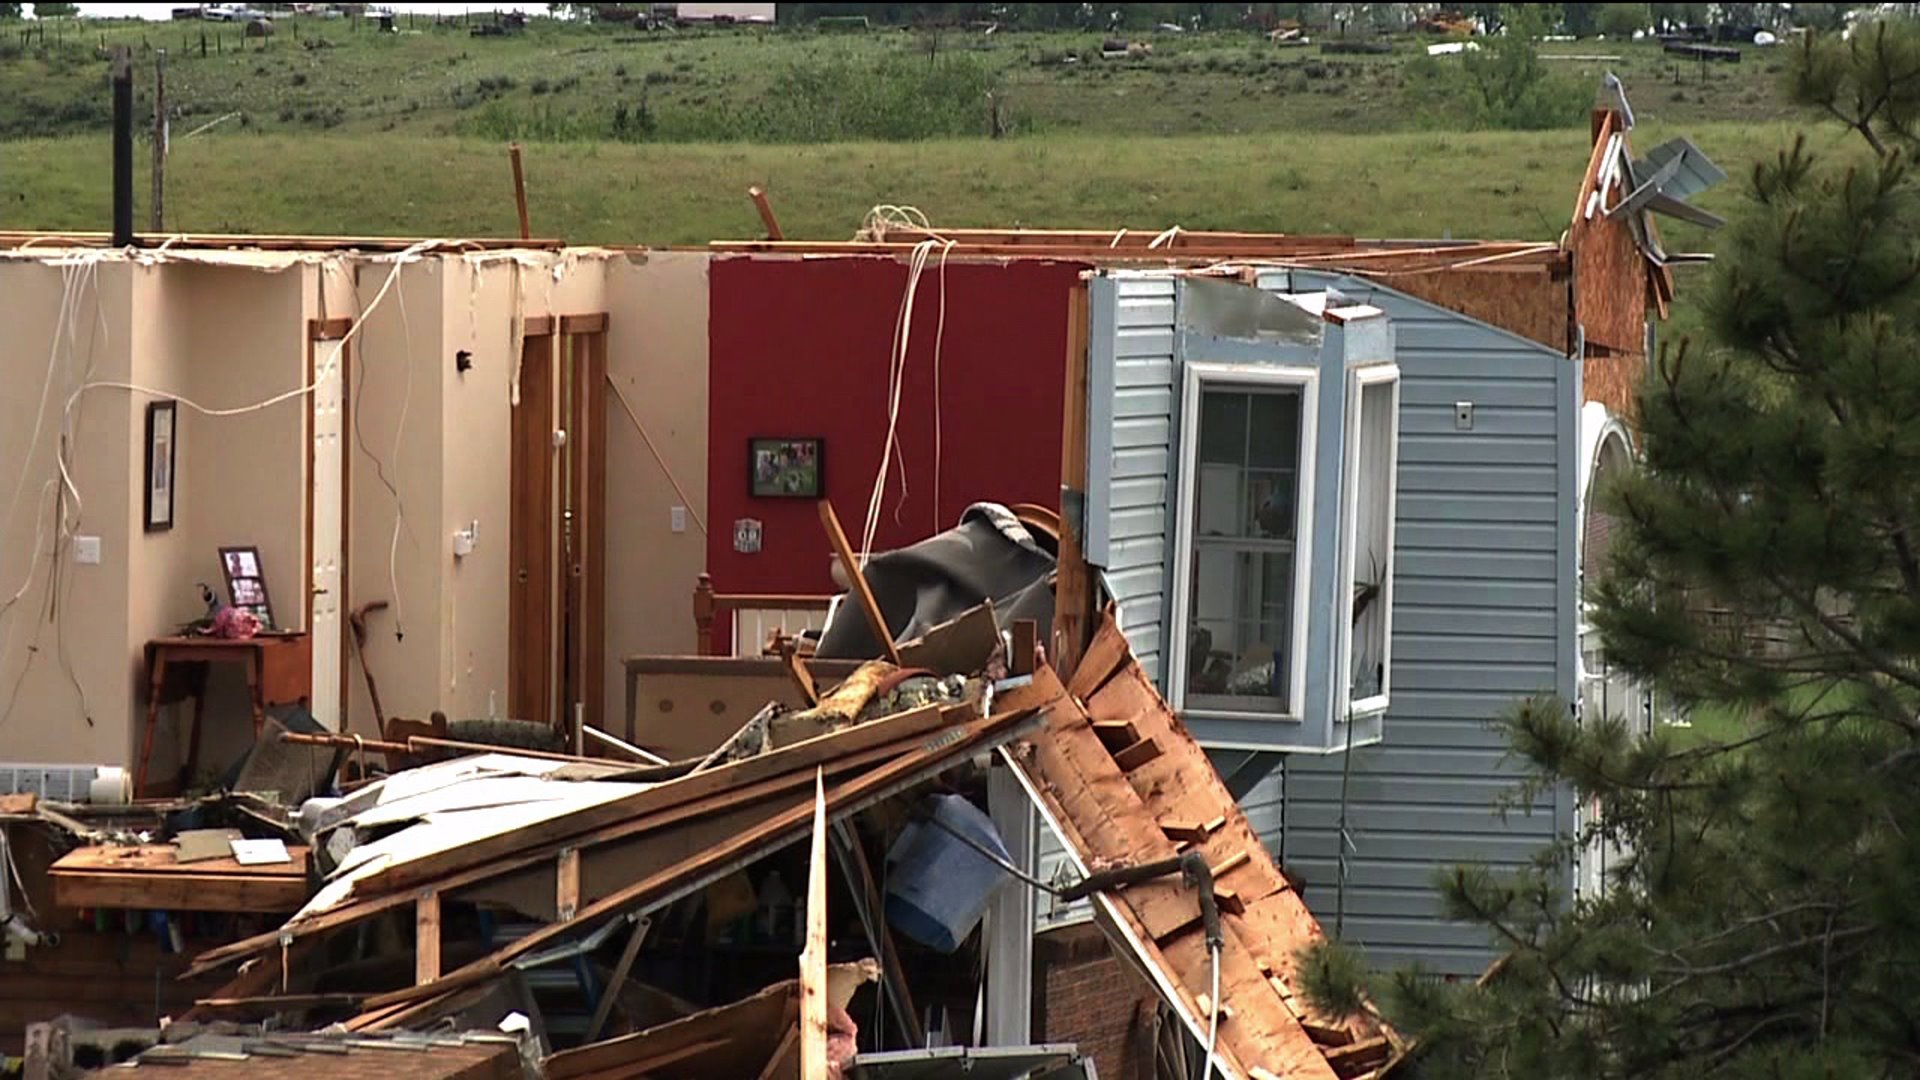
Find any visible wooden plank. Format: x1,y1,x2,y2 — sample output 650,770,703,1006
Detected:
583,915,651,1043
816,500,902,665
52,844,307,877
355,703,955,896
1053,283,1093,680
592,1038,729,1080
186,706,964,979
559,312,609,335
749,186,785,241
1010,619,1038,677
799,771,828,1080
556,848,580,921
1111,737,1162,772
351,707,1038,1023
1065,609,1130,700
757,1025,800,1080
51,870,307,913
415,890,440,986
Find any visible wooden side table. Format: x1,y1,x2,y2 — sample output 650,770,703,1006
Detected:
136,633,311,797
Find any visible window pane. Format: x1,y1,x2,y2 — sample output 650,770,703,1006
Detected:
1347,377,1395,706
1198,392,1247,464
1186,548,1294,709
1247,391,1300,469
1186,381,1305,714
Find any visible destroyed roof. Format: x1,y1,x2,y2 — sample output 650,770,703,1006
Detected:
89,1029,524,1079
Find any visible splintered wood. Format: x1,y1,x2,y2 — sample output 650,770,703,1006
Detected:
1001,613,1404,1079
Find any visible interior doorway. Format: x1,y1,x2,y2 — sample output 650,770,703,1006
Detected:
509,315,608,739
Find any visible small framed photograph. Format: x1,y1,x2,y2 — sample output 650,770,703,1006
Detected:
748,437,823,499
218,545,275,630
144,400,177,533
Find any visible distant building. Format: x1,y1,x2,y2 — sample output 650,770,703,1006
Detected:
669,2,775,24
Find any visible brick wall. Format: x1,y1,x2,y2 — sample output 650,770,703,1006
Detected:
1033,922,1161,1079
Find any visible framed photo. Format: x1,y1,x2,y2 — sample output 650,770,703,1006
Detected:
144,400,177,532
748,437,823,499
218,545,276,629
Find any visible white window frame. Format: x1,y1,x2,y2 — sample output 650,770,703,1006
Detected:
1335,362,1401,720
1168,361,1319,723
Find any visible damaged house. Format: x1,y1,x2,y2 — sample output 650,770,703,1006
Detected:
0,85,1718,1078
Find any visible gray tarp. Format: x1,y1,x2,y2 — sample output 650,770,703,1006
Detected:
814,503,1056,661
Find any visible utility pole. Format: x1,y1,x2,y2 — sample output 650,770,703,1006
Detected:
151,49,167,232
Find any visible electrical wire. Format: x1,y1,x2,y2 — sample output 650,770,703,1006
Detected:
1203,943,1222,1077
931,239,952,536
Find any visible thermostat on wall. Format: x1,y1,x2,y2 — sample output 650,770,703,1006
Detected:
733,518,763,555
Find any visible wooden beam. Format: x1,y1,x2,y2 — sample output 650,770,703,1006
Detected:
1010,619,1038,677
583,915,652,1044
816,500,902,664
415,890,440,986
508,142,531,241
1111,736,1161,771
185,704,965,980
556,848,580,922
757,1025,801,1080
1053,282,1093,679
351,707,1037,1023
749,186,784,241
559,312,608,334
799,770,828,1080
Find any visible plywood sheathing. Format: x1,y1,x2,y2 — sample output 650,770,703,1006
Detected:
1002,614,1402,1079
1385,264,1571,353
1568,108,1651,420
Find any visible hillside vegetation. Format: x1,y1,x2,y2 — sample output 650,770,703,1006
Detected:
1,13,1794,142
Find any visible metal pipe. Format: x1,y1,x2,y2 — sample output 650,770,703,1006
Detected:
581,725,669,766
110,48,134,247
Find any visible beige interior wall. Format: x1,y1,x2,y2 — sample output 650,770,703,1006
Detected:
344,259,447,736
436,258,520,723
163,264,314,771
603,251,712,720
0,259,137,767
123,263,200,780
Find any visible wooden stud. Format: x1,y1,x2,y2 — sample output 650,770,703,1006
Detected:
1210,850,1251,881
1324,1036,1392,1070
1091,719,1139,748
414,890,440,986
1111,737,1162,772
748,186,784,241
784,644,821,707
1158,819,1210,844
508,142,531,240
555,848,580,921
582,915,651,1044
799,770,829,1080
816,500,902,665
1010,619,1037,677
757,1024,801,1080
1213,886,1246,916
1052,283,1093,680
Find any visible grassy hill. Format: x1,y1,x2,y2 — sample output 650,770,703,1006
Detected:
2,13,1795,142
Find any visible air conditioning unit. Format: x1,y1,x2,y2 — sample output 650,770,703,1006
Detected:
0,762,123,804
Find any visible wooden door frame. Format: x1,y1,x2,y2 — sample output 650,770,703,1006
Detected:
307,316,352,731
510,331,558,726
562,315,608,740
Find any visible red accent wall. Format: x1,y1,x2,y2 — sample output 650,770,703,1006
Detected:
707,255,1081,605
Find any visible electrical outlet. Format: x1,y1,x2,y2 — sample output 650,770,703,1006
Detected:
670,506,687,534
1454,401,1475,430
73,536,101,565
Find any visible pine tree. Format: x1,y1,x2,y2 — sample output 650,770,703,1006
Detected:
1300,20,1920,1079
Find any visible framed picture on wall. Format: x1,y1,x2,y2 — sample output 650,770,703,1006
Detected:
218,545,275,629
144,400,177,533
748,437,824,499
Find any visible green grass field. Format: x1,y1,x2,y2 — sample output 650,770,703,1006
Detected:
0,119,1824,246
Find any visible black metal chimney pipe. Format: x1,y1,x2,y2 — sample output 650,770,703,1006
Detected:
111,47,133,247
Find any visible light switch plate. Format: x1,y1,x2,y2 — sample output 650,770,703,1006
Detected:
73,536,101,565
670,506,687,534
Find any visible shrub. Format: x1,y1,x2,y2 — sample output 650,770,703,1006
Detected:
1402,5,1587,130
